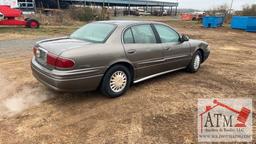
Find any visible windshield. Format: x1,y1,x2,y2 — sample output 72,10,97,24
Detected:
70,23,116,43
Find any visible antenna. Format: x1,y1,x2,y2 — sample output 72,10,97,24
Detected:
229,0,234,14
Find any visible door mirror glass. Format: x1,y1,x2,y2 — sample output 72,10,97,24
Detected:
180,34,189,42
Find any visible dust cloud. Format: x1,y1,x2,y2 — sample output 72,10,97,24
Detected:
0,72,54,119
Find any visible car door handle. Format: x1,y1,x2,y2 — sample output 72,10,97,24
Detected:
165,47,171,50
127,49,136,54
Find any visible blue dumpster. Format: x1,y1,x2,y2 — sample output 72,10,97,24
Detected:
231,16,256,32
202,16,224,28
246,17,256,32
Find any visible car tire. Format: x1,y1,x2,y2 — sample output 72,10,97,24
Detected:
100,65,131,98
26,19,40,28
187,51,202,73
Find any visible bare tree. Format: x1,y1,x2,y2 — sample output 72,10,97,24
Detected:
206,4,229,16
241,4,256,16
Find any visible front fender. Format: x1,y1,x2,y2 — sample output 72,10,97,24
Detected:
189,39,210,62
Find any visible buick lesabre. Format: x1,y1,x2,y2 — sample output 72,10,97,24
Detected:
31,20,210,97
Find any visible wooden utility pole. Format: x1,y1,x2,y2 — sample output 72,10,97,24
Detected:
229,0,234,14
57,0,60,9
128,0,131,15
33,0,37,12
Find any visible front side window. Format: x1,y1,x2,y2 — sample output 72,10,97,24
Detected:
70,23,116,43
154,24,180,43
131,24,156,44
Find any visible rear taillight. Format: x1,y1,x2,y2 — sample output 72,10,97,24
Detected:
46,53,75,69
47,53,57,66
55,57,75,68
33,47,37,56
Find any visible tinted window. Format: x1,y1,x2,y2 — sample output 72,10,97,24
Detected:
154,24,180,43
123,28,134,43
27,3,34,7
70,23,116,43
20,3,26,7
131,25,156,44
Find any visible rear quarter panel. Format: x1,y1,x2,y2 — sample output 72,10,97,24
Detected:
60,44,125,73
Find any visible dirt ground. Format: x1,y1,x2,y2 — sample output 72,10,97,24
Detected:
0,19,255,143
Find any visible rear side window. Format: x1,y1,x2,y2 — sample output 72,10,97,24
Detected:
131,25,156,44
70,23,116,43
154,24,180,43
123,28,134,44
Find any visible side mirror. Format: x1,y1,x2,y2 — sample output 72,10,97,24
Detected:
180,34,189,43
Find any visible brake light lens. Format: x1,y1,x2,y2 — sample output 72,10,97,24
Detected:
46,53,75,69
56,57,75,68
47,53,57,66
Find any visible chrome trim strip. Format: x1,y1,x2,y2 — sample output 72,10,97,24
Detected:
138,58,165,65
39,47,48,53
52,66,105,76
165,55,190,61
133,67,186,83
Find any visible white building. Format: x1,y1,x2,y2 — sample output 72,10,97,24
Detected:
0,0,35,13
0,0,19,8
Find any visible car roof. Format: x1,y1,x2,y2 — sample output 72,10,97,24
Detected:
95,20,164,27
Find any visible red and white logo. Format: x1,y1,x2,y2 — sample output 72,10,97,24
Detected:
198,99,252,142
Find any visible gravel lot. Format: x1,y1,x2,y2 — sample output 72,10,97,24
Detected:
0,20,255,143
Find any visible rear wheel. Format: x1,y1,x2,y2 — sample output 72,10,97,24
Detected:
187,51,202,73
100,65,131,98
26,19,40,28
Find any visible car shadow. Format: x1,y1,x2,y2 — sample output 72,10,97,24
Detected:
47,89,107,105
14,69,192,121
48,69,188,106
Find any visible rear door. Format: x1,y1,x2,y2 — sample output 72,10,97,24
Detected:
122,24,165,80
153,24,191,70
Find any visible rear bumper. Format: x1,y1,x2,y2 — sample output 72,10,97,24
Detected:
31,58,103,92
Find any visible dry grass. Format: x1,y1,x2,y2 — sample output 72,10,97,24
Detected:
0,25,82,41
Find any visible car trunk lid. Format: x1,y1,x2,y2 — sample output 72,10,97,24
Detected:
35,37,92,68
38,37,92,55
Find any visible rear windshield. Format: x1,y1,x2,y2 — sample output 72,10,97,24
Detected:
70,23,116,43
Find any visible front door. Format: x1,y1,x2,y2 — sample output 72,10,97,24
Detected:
153,24,191,70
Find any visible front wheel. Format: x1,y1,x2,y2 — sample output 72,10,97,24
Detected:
187,51,202,73
100,65,131,98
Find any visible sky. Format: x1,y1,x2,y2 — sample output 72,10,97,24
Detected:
161,0,256,10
